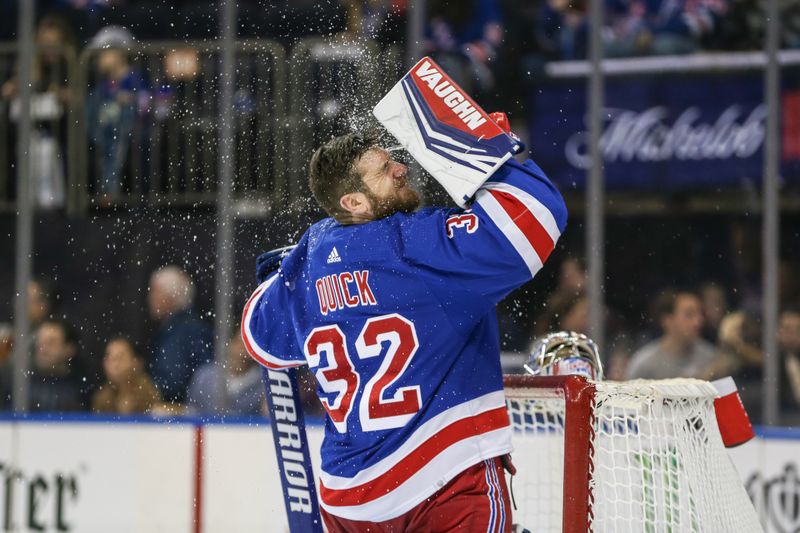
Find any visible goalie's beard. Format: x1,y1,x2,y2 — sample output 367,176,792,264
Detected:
364,185,422,220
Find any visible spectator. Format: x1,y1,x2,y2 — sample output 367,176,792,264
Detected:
147,266,213,404
714,310,763,377
779,308,800,420
86,26,150,205
605,334,635,380
92,337,161,415
0,323,11,409
534,291,589,337
536,0,728,61
699,281,729,343
531,289,634,378
713,0,800,51
29,318,84,412
1,14,76,209
647,0,729,55
186,332,265,416
425,0,504,97
604,0,729,57
558,257,588,297
537,0,589,60
700,309,764,418
528,257,589,343
0,278,60,409
626,290,717,379
603,0,650,57
28,277,59,329
703,306,800,424
342,0,406,44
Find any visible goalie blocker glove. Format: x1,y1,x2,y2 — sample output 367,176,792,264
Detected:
374,56,524,208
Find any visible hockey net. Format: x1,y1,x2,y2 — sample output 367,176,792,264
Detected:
503,375,762,533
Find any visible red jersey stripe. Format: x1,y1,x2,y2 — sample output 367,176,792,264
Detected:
320,406,510,507
488,189,555,263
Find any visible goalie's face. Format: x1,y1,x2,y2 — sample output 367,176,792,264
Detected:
340,147,420,222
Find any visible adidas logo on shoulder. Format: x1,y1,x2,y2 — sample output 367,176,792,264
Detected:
327,246,342,264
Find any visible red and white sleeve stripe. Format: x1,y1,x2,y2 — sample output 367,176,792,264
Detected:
474,181,562,277
240,275,305,370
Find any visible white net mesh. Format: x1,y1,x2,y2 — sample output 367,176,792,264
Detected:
505,377,763,533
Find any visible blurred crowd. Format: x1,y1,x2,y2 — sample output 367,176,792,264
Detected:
2,0,799,208
12,0,800,62
0,1,799,425
500,254,800,425
0,268,279,418
0,267,328,419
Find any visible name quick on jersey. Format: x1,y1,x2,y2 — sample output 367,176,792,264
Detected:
315,270,377,315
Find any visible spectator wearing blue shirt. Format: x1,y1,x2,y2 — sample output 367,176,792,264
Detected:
185,331,265,417
148,266,212,404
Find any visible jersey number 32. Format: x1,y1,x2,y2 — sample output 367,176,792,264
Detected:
303,313,421,433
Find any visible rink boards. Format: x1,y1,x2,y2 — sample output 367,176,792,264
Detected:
0,416,797,533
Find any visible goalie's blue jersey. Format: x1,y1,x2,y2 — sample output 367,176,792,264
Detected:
242,158,566,522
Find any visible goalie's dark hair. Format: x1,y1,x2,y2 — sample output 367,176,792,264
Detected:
308,130,380,222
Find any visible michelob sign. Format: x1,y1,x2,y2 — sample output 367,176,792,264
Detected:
528,69,800,190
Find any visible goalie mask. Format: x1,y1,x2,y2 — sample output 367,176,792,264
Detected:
524,331,603,381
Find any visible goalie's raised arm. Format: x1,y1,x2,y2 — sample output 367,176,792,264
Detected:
399,154,566,308
375,55,566,306
474,157,567,275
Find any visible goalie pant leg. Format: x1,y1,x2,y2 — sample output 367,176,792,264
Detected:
320,457,512,533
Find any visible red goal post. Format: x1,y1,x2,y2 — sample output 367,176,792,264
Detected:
502,374,762,533
504,375,595,533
